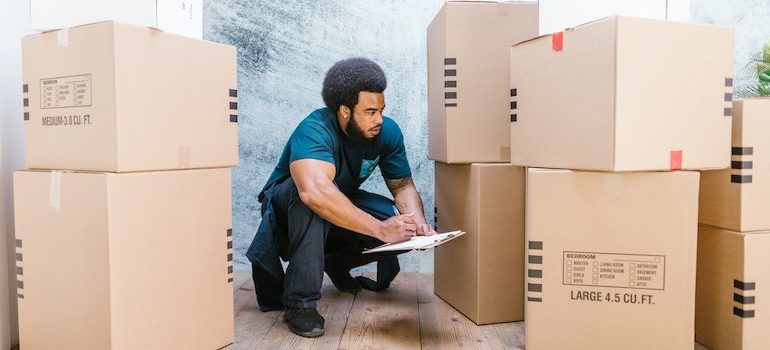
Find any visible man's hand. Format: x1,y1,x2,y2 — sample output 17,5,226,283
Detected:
416,223,436,236
385,176,434,238
377,213,417,243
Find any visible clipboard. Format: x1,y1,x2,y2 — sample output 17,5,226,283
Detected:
362,230,466,254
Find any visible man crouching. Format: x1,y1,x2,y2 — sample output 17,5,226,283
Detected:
246,57,435,337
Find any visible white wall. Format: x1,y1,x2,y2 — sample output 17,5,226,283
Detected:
0,97,10,349
0,0,32,346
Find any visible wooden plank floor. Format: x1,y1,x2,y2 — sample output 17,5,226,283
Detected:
225,269,711,350
225,269,525,350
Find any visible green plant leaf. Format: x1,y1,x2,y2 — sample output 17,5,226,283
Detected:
759,82,770,97
764,40,770,62
742,40,770,97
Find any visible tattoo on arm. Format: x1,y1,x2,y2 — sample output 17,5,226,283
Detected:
385,176,413,195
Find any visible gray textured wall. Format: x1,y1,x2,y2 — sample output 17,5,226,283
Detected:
203,0,770,272
204,0,444,272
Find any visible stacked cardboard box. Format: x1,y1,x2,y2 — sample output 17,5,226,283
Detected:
509,16,733,171
428,0,538,164
428,0,537,325
20,21,237,172
510,16,733,350
433,163,524,325
696,98,770,350
14,16,237,350
14,170,234,350
525,169,699,349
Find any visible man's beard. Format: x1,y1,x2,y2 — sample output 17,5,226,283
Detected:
345,116,379,149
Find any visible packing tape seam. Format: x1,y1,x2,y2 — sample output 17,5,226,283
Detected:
56,28,69,47
178,146,191,168
50,171,62,210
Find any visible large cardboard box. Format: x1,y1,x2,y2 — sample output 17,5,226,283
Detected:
22,21,237,172
434,163,524,324
30,0,203,39
538,0,690,35
428,1,538,163
696,225,770,350
510,16,734,171
525,168,699,350
13,168,234,350
700,98,770,232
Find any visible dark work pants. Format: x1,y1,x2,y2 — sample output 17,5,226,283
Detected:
258,178,404,309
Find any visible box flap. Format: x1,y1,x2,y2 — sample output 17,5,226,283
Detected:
513,16,617,47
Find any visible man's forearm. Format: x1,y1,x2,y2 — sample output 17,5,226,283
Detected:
301,181,383,239
290,159,416,243
394,185,428,225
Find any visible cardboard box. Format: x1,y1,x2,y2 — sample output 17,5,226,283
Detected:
525,168,699,350
696,225,770,350
538,0,690,35
30,0,203,39
13,168,234,350
510,16,734,171
22,21,237,172
434,163,524,324
428,1,538,163
700,98,770,232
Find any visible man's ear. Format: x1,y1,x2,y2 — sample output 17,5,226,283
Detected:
338,105,351,119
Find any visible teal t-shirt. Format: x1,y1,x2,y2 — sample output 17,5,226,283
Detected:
259,107,412,200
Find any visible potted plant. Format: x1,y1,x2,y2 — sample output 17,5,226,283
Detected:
740,40,770,97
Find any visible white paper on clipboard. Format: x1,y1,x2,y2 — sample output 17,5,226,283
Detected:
363,230,466,254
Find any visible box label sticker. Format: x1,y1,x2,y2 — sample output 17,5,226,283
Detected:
563,251,665,290
40,74,92,109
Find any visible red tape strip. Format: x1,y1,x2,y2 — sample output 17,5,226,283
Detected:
670,150,682,170
552,31,564,52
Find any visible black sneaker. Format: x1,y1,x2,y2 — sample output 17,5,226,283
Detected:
284,307,325,338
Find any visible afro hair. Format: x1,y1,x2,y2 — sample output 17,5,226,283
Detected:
322,57,387,114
